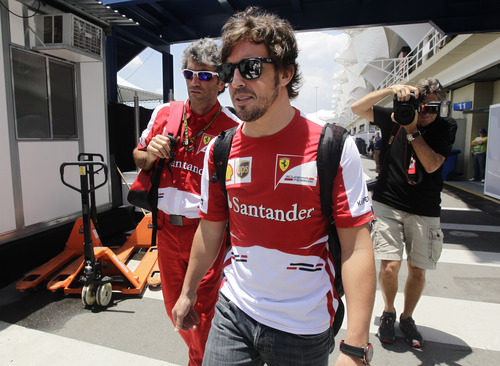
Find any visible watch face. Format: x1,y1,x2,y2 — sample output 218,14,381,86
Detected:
365,343,373,361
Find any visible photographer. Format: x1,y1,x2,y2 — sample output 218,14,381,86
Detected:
351,79,457,349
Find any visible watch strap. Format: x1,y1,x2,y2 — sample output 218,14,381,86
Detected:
340,340,372,365
407,130,421,142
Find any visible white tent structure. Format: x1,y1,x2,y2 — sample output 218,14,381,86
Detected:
117,76,162,104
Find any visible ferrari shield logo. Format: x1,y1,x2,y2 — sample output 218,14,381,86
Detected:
279,158,290,172
203,135,212,145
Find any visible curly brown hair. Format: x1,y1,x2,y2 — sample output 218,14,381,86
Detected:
416,78,447,101
220,6,302,99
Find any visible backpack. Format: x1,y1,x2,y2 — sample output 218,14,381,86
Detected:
211,123,349,336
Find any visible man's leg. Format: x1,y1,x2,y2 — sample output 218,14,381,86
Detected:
401,263,426,348
204,294,333,366
478,153,486,180
473,154,480,180
259,325,334,366
157,215,224,366
371,201,405,344
399,265,426,349
379,259,401,314
203,294,264,366
400,213,442,348
401,263,426,319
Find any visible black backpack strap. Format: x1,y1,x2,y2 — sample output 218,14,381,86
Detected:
317,123,349,218
210,126,238,250
150,102,184,247
317,123,348,336
210,126,238,194
149,158,165,246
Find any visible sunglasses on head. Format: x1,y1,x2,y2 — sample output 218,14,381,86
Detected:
216,57,274,84
182,69,219,81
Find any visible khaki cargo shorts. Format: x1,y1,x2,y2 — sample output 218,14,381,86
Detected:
371,201,444,269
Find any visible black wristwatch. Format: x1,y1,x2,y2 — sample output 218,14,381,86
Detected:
407,130,422,142
339,340,373,365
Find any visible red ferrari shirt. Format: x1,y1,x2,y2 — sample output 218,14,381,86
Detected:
138,100,241,218
200,109,373,334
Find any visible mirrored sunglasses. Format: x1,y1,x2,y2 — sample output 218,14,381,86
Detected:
182,69,219,81
216,57,274,83
417,101,441,114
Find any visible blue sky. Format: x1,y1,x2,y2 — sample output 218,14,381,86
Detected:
117,30,348,116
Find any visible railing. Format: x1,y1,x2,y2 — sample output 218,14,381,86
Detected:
373,28,451,90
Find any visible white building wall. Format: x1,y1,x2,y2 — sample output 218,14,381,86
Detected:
436,38,500,88
0,6,16,234
1,0,111,237
8,0,23,46
80,62,111,206
19,141,81,226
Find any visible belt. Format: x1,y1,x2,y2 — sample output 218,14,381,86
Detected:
164,213,200,227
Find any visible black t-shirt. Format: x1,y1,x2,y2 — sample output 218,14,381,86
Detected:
371,106,457,217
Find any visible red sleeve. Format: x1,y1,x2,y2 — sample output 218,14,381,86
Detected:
137,104,171,151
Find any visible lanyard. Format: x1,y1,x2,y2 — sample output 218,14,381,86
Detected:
182,105,221,152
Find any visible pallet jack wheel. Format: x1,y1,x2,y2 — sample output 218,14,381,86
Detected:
96,282,112,307
82,284,96,306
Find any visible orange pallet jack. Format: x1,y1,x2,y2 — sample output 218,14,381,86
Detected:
15,218,102,291
116,166,162,289
147,261,161,288
18,155,158,308
49,159,158,307
46,213,157,298
16,153,106,292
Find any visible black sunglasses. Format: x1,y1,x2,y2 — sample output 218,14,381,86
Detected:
216,57,274,83
182,69,219,81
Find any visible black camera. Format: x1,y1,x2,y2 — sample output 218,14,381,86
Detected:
393,92,420,125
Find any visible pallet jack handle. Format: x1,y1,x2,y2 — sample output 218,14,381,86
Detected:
78,153,105,233
60,162,108,194
60,161,108,282
78,153,104,164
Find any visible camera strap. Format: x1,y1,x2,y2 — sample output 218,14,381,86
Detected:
387,125,402,146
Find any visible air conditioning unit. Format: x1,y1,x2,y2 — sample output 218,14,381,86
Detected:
34,13,103,62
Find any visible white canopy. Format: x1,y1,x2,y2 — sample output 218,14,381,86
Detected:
117,76,162,103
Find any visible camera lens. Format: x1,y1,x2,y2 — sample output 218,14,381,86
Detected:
393,94,418,125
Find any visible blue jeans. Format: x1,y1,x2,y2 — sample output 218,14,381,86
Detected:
202,293,335,366
473,152,486,180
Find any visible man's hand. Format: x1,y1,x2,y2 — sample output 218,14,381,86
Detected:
391,111,419,134
351,83,420,122
172,293,200,332
134,135,179,171
390,84,419,102
147,134,176,160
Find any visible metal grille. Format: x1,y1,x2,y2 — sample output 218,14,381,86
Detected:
72,17,102,56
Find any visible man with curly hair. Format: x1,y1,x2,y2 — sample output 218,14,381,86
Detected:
173,8,375,366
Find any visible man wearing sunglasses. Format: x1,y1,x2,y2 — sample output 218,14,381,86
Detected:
351,79,457,349
132,38,240,366
173,7,376,366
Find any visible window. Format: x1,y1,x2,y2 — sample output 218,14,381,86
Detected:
359,124,365,133
12,48,77,139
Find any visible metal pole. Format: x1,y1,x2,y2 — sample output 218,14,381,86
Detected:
134,91,140,147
